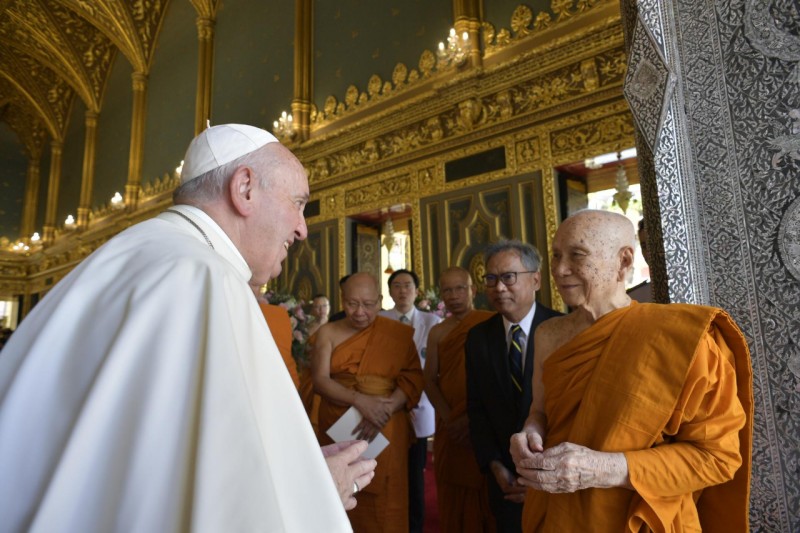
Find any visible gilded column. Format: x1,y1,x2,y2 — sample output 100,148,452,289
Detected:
20,149,43,242
453,0,482,68
77,110,99,228
292,0,313,142
43,140,63,243
125,71,148,210
195,16,215,135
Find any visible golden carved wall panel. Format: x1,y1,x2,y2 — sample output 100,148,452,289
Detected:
419,171,555,308
276,219,339,309
305,45,626,188
549,109,636,162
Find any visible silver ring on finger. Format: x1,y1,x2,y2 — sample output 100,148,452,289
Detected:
353,481,359,494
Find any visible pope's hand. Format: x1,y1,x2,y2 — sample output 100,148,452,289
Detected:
322,440,377,510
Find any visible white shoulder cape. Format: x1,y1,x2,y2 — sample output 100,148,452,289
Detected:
0,206,351,533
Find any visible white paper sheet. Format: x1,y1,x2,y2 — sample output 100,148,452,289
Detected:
325,406,389,459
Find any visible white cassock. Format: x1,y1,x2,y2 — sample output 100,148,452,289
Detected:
0,205,351,533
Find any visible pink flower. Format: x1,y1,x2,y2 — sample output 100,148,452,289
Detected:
294,307,306,321
289,316,298,329
418,299,430,310
293,330,305,342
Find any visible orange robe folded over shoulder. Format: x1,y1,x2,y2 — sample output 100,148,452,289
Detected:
434,310,495,533
257,302,300,390
318,316,424,533
522,302,753,533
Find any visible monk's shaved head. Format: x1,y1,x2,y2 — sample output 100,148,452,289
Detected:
439,266,476,318
439,266,472,286
552,209,635,310
559,210,636,259
343,273,381,298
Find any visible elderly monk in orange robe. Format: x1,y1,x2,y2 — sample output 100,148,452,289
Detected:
312,273,424,532
251,283,300,389
424,267,495,533
510,210,753,532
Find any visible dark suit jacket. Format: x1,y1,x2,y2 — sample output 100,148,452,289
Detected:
465,304,562,473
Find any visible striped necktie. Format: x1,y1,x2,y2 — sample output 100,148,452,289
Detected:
508,324,524,399
400,315,410,324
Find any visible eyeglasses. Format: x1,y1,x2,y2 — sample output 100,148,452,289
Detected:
483,271,537,288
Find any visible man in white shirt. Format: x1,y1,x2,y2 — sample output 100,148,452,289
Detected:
0,124,374,533
379,268,441,533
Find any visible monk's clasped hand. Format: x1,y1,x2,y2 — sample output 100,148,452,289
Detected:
515,442,629,494
354,394,393,428
515,442,598,494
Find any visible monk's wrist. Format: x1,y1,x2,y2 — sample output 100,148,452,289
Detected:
598,452,631,489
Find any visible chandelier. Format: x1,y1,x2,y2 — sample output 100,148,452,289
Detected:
613,156,633,214
272,111,296,141
437,28,471,67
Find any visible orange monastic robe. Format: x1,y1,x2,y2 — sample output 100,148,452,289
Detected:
522,302,753,532
434,310,496,533
257,302,300,389
318,316,424,533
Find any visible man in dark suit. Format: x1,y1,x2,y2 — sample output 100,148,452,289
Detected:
465,240,562,532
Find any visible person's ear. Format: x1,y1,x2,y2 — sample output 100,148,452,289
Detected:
229,166,255,216
618,246,634,281
531,271,542,291
470,284,478,298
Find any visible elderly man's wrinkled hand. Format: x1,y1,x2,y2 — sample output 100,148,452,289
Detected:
322,440,377,510
510,430,543,470
515,442,629,493
354,393,393,428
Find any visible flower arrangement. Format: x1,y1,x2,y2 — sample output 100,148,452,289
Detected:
416,287,450,318
264,290,311,367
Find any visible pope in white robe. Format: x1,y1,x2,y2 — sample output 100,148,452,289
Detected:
0,125,371,532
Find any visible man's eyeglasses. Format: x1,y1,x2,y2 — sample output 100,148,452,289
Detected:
483,271,537,288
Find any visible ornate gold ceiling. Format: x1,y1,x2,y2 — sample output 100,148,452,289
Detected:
0,0,220,156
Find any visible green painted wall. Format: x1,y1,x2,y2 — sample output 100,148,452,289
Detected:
143,0,197,183
212,0,294,129
0,123,27,242
58,98,85,225
35,147,50,233
94,52,132,208
314,0,452,112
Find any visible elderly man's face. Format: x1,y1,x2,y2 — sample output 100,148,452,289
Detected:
551,215,621,308
439,271,475,317
247,147,309,284
343,276,382,330
485,250,540,324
